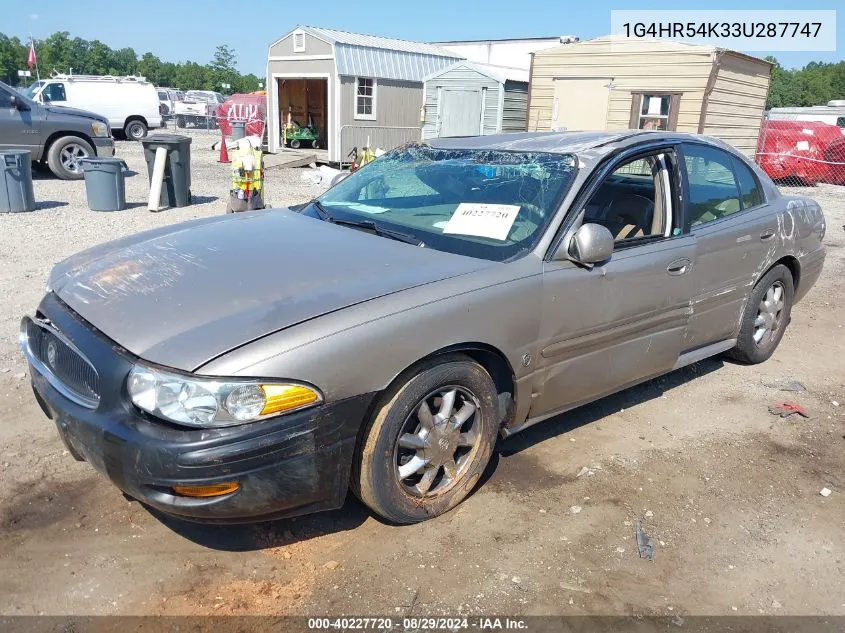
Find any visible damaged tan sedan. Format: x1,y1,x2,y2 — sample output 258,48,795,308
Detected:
22,131,826,524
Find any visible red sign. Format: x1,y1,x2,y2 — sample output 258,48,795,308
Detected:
216,93,267,138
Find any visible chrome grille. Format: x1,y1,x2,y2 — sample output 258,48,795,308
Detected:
21,318,100,408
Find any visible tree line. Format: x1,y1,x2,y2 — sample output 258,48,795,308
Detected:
0,31,262,93
763,57,844,109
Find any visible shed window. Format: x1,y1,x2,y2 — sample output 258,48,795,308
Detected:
355,77,376,120
630,93,680,131
293,30,305,53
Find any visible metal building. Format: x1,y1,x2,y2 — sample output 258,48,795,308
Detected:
266,25,461,162
421,61,529,139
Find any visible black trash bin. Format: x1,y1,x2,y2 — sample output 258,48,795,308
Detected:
0,150,36,213
80,157,126,211
141,134,192,208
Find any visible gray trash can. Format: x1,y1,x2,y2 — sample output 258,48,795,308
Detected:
141,134,192,208
0,150,36,213
80,158,126,211
230,121,246,141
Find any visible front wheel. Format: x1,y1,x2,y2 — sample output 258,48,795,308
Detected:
46,136,93,180
289,139,301,149
175,115,186,128
124,119,148,141
352,355,499,523
725,264,794,364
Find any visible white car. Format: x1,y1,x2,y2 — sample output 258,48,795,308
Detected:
25,75,162,141
174,91,225,129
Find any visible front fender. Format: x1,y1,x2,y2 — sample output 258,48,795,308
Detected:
198,258,544,425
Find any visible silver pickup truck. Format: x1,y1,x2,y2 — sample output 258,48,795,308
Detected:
0,80,115,180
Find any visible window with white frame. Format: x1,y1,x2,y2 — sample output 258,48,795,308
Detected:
355,77,376,120
293,30,305,53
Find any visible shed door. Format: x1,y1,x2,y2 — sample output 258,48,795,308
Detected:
551,78,611,131
439,89,482,137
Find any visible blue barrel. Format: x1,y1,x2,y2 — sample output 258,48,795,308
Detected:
0,150,36,213
80,158,126,211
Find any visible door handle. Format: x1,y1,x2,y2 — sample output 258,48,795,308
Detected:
760,229,775,241
667,258,691,276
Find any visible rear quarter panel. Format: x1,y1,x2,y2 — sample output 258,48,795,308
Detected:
773,194,826,303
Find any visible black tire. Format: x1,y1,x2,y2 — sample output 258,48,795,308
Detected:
124,119,148,141
175,115,186,128
290,139,301,149
352,354,499,524
725,264,794,364
311,139,319,149
46,136,94,180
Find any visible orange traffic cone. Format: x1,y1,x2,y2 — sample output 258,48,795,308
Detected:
217,132,230,164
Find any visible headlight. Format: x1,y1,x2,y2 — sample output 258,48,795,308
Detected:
90,121,109,137
126,365,322,428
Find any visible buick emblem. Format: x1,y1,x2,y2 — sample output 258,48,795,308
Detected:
46,340,58,368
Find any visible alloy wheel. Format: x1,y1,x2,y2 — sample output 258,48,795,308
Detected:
394,386,482,498
754,281,785,346
60,143,89,175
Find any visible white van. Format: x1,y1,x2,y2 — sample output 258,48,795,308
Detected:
767,100,845,131
25,75,162,140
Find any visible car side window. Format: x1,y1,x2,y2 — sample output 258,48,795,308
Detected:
683,145,742,228
583,153,672,244
732,157,764,209
42,83,66,102
0,88,12,108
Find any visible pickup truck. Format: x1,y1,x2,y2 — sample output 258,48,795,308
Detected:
174,90,225,129
0,80,114,180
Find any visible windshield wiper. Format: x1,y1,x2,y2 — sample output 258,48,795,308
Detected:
309,200,424,247
332,218,424,247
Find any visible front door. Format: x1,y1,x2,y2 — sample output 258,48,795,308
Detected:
438,89,481,137
531,148,696,418
0,86,41,154
551,78,611,131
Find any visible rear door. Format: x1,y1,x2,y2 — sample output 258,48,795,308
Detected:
551,78,611,131
438,89,482,137
531,147,696,418
679,142,776,349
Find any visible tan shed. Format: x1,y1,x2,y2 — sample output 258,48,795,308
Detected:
527,36,773,156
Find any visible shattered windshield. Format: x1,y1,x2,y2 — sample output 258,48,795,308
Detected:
314,144,577,262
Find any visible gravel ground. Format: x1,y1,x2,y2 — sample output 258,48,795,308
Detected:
0,145,842,619
0,132,325,387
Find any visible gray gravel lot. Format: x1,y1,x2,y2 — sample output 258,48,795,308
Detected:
0,132,324,389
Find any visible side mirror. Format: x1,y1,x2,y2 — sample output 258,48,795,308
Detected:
565,223,614,265
10,95,29,111
329,172,350,188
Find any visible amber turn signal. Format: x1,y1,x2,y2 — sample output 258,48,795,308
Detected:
260,384,319,415
172,482,241,498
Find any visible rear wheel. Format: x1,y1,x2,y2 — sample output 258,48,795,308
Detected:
726,264,794,364
352,355,499,524
175,115,186,128
46,136,93,180
124,119,148,141
290,139,301,149
311,139,320,149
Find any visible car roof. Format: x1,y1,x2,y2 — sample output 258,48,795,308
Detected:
428,130,733,156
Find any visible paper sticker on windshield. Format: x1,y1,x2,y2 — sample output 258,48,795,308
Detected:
442,203,520,241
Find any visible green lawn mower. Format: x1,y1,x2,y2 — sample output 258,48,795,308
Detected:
283,120,320,149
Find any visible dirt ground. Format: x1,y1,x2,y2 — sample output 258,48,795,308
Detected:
0,141,842,619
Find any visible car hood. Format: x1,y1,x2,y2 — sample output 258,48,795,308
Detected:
44,104,108,124
49,210,490,371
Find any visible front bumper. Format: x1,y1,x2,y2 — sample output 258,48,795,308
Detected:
25,293,375,523
93,137,115,157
